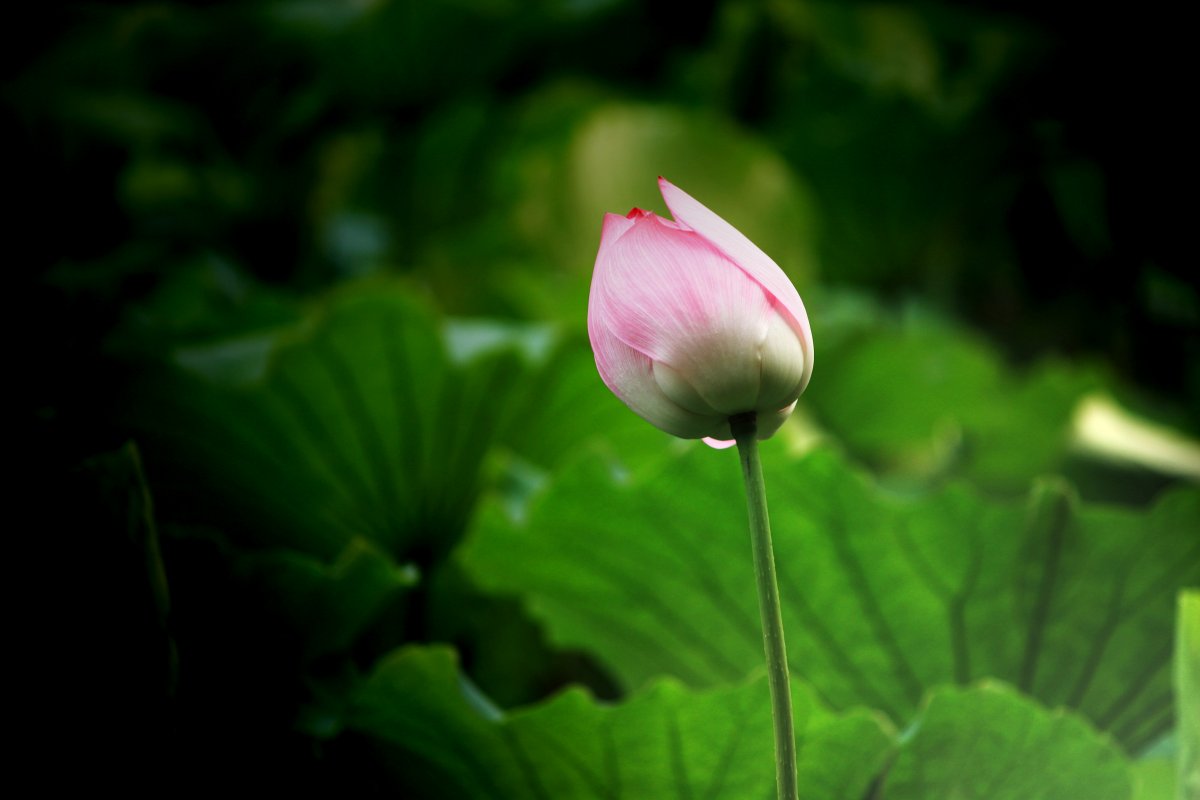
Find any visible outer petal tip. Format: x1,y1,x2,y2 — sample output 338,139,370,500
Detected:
657,177,814,394
601,212,637,243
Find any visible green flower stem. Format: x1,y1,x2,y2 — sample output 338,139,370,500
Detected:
730,412,798,800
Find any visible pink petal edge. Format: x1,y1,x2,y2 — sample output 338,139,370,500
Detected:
597,212,637,259
588,302,718,440
591,211,772,376
657,176,814,393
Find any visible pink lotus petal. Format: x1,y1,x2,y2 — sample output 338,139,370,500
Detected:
702,436,737,449
755,306,806,408
756,400,798,440
591,212,772,413
597,212,637,263
588,305,716,440
658,177,814,394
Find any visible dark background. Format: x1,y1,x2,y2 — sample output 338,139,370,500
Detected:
11,0,1197,792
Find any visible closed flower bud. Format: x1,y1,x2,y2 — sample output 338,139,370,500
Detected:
588,177,814,447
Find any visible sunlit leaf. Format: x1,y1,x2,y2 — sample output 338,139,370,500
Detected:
461,443,1200,750
1131,755,1177,800
337,647,1138,799
339,645,893,799
883,683,1131,799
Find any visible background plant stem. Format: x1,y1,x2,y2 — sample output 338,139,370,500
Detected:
731,412,798,800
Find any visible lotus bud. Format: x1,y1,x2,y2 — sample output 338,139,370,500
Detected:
587,177,814,447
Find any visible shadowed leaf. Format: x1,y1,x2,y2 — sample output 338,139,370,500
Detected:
236,537,418,660
129,282,524,560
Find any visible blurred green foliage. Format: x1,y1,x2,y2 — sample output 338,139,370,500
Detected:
16,0,1197,795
